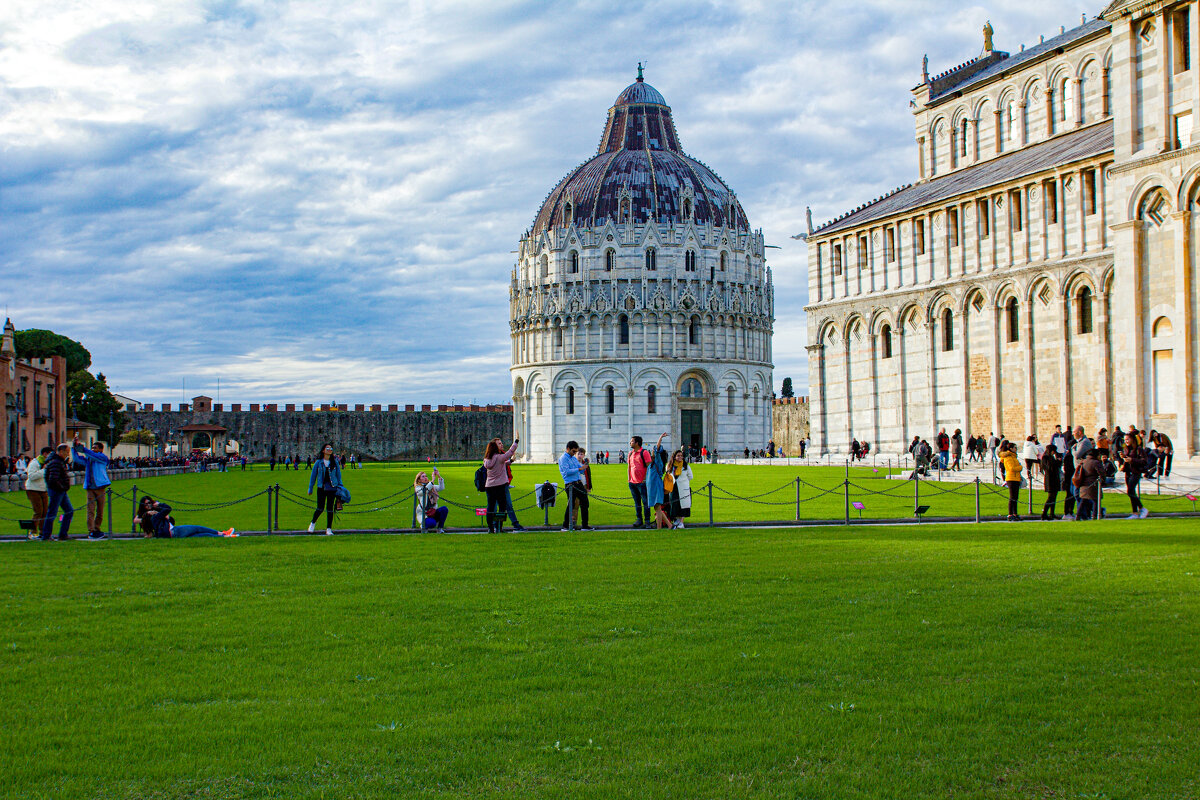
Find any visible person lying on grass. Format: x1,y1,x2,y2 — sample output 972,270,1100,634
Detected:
134,496,236,538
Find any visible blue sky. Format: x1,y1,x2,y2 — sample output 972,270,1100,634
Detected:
0,0,1096,406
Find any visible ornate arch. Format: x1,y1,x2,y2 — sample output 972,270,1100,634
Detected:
1126,175,1173,221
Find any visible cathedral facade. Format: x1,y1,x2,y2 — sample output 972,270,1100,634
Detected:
511,71,774,462
802,2,1200,459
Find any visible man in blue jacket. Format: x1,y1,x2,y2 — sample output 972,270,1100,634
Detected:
557,440,592,531
72,437,112,540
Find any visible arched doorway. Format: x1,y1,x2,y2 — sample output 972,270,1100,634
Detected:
677,372,712,455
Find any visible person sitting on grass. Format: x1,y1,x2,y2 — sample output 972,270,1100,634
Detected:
135,496,236,538
414,470,448,532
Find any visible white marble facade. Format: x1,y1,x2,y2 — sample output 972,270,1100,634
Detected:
511,72,774,462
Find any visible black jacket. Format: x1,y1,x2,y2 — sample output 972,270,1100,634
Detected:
43,453,70,493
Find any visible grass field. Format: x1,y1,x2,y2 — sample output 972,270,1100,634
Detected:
2,520,1198,798
4,461,1196,535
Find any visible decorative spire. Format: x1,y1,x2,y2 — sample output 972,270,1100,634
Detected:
636,62,644,82
922,54,929,82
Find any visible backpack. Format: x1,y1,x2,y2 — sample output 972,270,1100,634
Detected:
474,465,488,492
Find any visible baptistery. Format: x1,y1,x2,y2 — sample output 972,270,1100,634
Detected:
511,68,774,462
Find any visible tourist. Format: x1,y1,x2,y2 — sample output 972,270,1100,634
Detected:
642,433,670,528
987,432,1000,463
1050,425,1069,457
1061,432,1077,518
1098,453,1117,486
935,428,949,470
23,447,51,541
39,444,74,541
570,447,593,527
1150,430,1173,478
618,450,626,463
627,436,652,528
1095,428,1111,459
482,436,519,534
743,447,750,459
1039,444,1062,520
1021,435,1040,481
1120,433,1147,518
951,429,963,471
135,496,234,538
998,442,1023,522
414,470,448,532
1072,427,1093,461
71,437,112,541
663,449,693,529
1073,451,1103,520
307,442,344,535
557,440,591,531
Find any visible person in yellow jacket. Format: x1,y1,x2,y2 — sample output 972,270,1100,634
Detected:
998,442,1024,521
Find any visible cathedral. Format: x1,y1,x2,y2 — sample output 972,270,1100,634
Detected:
802,2,1200,460
510,69,775,462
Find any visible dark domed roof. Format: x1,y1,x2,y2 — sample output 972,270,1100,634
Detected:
530,70,748,235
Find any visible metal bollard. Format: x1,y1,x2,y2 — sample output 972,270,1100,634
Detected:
707,481,714,527
106,488,113,535
1097,478,1103,520
795,476,801,522
274,484,280,531
974,478,981,523
1028,480,1033,516
914,471,920,515
130,485,138,534
844,480,850,525
266,486,273,534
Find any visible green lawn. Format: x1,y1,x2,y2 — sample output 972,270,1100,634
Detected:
5,461,1194,535
1,521,1198,798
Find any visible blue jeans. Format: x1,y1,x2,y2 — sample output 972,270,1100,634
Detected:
504,485,522,527
41,489,75,539
1075,498,1096,521
172,525,220,537
422,507,449,530
629,482,649,523
938,451,949,469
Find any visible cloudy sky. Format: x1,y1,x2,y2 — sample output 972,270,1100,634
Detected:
0,0,1097,406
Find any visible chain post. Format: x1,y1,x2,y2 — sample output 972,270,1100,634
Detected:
975,477,981,523
707,481,714,527
1028,476,1033,516
544,494,549,527
412,493,419,530
1097,477,1103,520
274,483,281,531
914,470,919,515
844,480,850,525
106,488,113,535
130,484,138,534
266,486,273,534
787,477,795,521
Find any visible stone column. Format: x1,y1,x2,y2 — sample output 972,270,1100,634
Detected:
844,334,854,448
807,343,826,453
548,391,557,457
1172,210,1195,454
1017,99,1027,147
926,320,937,434
1111,220,1143,423
897,327,909,447
990,302,1002,436
1024,298,1035,435
1072,77,1083,127
969,117,979,163
959,306,971,437
993,108,1003,154
868,330,880,447
584,391,592,455
1096,289,1111,432
1059,292,1072,431
1044,85,1054,138
1160,8,1173,152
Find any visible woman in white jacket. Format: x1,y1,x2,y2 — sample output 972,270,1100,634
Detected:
414,469,447,532
24,447,51,541
663,449,694,529
1021,436,1041,481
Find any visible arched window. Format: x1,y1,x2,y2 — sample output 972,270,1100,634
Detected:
752,386,759,415
564,201,574,224
1077,286,1094,334
1007,100,1018,144
941,308,954,351
689,317,699,345
619,198,630,222
959,118,968,159
682,198,692,219
681,378,703,398
539,255,549,280
555,326,563,347
647,385,657,414
536,387,543,415
619,314,629,345
685,250,696,271
566,386,575,415
605,249,615,271
1006,297,1020,343
881,324,893,359
719,252,727,272
727,385,735,414
569,251,579,273
645,248,657,271
606,386,615,415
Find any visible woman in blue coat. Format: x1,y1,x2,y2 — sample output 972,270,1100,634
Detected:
308,442,344,535
643,433,670,528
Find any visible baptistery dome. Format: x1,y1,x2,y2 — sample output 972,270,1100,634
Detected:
531,71,749,234
511,69,774,463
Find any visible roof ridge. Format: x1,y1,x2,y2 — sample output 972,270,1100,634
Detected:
813,183,915,234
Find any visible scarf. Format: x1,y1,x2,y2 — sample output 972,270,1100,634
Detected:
663,462,683,493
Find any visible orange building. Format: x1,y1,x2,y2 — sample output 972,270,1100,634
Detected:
1,318,69,459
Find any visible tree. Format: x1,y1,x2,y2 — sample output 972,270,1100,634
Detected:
119,429,156,446
780,377,795,398
67,370,125,443
14,329,91,374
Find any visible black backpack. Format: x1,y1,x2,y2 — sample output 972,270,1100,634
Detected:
474,465,488,492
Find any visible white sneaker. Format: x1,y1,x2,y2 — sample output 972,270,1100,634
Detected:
1127,514,1140,520
325,528,334,536
1140,508,1150,518
307,522,316,533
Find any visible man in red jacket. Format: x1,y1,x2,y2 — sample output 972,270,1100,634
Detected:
627,436,653,528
